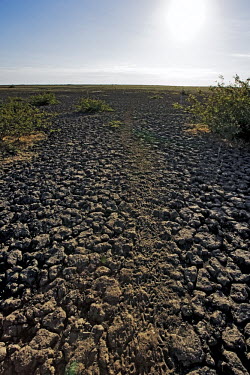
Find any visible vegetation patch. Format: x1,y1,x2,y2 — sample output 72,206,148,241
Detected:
0,97,53,154
184,123,210,135
65,361,80,375
149,94,163,99
75,98,114,113
133,129,169,145
104,120,123,128
29,92,58,106
174,75,250,140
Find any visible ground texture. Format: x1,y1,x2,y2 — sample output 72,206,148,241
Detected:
0,90,250,375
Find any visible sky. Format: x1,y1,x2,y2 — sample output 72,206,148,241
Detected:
0,0,249,86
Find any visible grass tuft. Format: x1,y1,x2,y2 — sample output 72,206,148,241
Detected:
75,98,114,113
104,120,123,128
29,92,59,106
149,94,163,100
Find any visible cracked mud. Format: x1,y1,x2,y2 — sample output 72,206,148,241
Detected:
0,89,250,375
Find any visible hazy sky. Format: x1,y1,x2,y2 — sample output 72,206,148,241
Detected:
0,0,249,85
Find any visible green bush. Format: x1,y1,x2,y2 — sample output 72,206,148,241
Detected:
0,97,53,142
29,92,58,106
174,75,250,140
75,98,114,113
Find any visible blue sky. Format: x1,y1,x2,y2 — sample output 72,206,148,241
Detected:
0,0,249,85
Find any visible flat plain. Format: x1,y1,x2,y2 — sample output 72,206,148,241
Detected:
0,87,250,375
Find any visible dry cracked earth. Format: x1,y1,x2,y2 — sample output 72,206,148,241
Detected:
0,89,250,375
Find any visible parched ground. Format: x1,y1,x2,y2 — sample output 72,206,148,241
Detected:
0,89,250,375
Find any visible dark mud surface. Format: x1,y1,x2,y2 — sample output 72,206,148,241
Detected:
0,89,250,375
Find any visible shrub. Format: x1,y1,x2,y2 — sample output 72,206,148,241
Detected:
65,361,79,375
0,97,53,142
29,92,58,106
104,120,123,128
149,94,163,99
75,98,114,113
180,89,188,96
174,75,250,140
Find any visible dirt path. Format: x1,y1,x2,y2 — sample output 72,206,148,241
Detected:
0,90,250,375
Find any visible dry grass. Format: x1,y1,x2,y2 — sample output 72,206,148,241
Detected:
183,123,210,135
3,132,47,145
1,132,46,164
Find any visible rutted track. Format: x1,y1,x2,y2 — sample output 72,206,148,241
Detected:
0,90,250,375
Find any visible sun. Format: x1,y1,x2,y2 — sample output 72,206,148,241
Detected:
166,0,207,43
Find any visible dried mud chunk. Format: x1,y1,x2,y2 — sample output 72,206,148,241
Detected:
92,325,104,342
244,323,250,337
104,285,122,305
220,350,249,375
52,226,72,241
0,342,6,362
45,245,66,266
1,298,22,314
232,303,250,324
186,367,217,375
65,337,97,373
175,227,195,246
210,310,226,327
13,223,30,239
98,337,110,369
119,267,133,283
7,250,22,266
168,324,205,367
107,313,135,350
62,266,77,280
196,269,214,292
34,358,55,375
89,303,105,323
208,292,232,312
194,232,221,250
93,242,112,253
184,266,197,283
67,254,89,271
191,291,206,319
222,325,245,350
95,266,110,277
94,276,122,304
31,234,50,250
2,311,27,340
133,327,159,369
34,298,57,318
12,345,54,374
42,307,66,333
30,329,59,350
45,278,67,299
230,284,249,302
48,265,61,281
231,249,250,267
19,266,39,285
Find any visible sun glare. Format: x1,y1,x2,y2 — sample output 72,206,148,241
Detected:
166,0,207,43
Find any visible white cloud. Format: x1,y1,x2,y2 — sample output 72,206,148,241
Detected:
231,53,250,58
0,65,219,85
